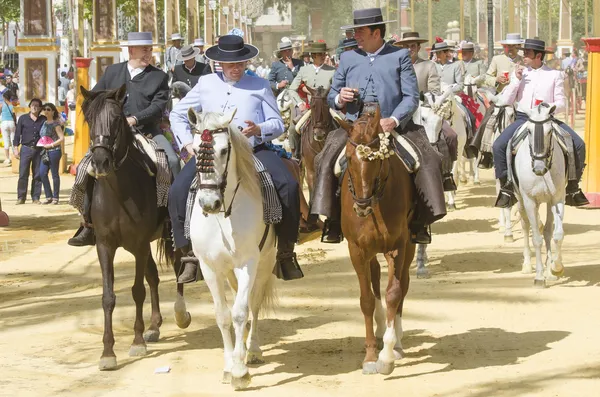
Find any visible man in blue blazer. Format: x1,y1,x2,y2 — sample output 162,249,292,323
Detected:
311,8,446,244
169,35,304,283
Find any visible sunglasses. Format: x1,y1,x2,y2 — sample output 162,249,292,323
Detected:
43,107,53,111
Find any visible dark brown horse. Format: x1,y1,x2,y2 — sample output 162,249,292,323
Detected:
80,85,175,370
338,105,415,376
300,85,335,202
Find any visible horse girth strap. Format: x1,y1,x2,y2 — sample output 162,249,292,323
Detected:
258,224,270,252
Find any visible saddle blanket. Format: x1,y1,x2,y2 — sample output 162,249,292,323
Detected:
183,156,282,240
69,135,171,215
334,132,421,177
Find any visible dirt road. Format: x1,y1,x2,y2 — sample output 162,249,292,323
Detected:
1,163,599,397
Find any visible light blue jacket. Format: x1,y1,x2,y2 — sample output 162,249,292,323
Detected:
327,43,419,128
170,72,285,149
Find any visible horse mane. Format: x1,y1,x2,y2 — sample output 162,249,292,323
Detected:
82,88,128,139
228,125,260,198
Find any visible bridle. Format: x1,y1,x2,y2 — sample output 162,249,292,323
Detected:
195,127,240,218
527,115,554,173
309,91,333,142
89,107,129,171
346,132,391,212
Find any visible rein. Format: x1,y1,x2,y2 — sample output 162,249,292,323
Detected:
89,119,130,171
196,127,241,218
528,117,554,169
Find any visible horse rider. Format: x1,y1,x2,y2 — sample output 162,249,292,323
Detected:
172,44,213,88
166,33,183,79
287,41,336,159
339,37,359,53
493,38,589,208
461,42,487,81
337,29,355,58
68,32,176,247
432,41,464,94
311,7,447,245
394,31,458,191
193,38,209,64
169,35,304,283
268,41,303,96
484,33,524,93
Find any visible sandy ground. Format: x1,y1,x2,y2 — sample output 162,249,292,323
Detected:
1,132,600,397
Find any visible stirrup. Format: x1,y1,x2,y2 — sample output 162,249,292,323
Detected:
494,188,518,209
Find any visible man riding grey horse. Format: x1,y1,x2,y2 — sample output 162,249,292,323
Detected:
310,8,447,245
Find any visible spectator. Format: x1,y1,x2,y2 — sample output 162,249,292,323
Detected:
1,91,17,166
0,78,6,95
13,98,46,204
38,103,64,204
4,75,19,97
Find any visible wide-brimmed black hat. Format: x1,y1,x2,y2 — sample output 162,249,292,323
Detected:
205,35,259,63
430,41,452,53
519,38,554,54
339,38,359,49
340,8,396,30
393,31,428,46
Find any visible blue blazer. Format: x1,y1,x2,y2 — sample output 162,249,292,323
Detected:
327,43,419,129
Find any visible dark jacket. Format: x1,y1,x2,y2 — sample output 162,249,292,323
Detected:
172,61,213,88
93,61,169,137
268,58,303,95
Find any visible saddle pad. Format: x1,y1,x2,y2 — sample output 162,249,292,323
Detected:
183,156,282,240
333,133,419,177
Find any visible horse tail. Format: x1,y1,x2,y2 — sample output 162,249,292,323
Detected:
156,219,175,270
252,274,278,318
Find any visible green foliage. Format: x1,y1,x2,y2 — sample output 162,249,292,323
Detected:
0,0,20,23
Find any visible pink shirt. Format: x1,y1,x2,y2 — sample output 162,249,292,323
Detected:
499,64,566,114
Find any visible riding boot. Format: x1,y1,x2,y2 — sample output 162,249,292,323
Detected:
321,218,343,243
275,240,304,281
67,222,96,246
177,244,203,284
443,173,457,192
478,152,494,169
565,180,590,207
410,222,432,244
495,177,518,208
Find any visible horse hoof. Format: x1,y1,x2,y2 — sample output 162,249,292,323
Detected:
128,344,148,357
231,372,251,390
362,361,378,375
175,311,192,329
376,359,395,375
222,371,232,384
474,180,481,185
545,274,559,282
533,279,546,289
246,351,264,365
376,337,384,350
551,266,564,277
459,177,468,184
416,269,431,279
447,203,456,211
521,266,532,274
504,235,514,243
393,349,403,360
143,329,160,343
98,356,117,371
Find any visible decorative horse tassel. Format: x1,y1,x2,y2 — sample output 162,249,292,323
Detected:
197,129,216,173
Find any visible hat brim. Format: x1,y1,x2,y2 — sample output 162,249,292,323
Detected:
309,48,332,53
205,44,259,63
430,46,452,53
177,47,201,61
394,38,428,46
120,41,158,47
518,46,554,54
340,19,396,30
499,40,525,45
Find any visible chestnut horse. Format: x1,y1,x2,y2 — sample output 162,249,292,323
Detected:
300,85,335,201
339,105,415,376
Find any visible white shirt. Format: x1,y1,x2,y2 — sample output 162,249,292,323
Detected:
500,64,566,115
127,62,144,80
312,63,323,74
365,43,386,62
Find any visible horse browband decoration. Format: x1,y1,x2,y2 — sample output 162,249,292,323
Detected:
196,128,225,174
354,132,393,161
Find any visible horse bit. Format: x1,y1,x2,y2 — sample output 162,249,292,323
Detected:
89,117,130,170
196,127,240,218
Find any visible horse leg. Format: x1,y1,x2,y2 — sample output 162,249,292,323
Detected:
376,247,408,375
446,191,456,211
97,242,118,370
518,201,533,274
129,246,149,357
503,206,514,243
348,243,378,375
229,263,256,390
173,253,192,329
203,266,235,384
472,158,480,185
522,197,545,287
416,244,430,279
550,202,565,277
143,255,162,343
395,242,416,353
246,271,272,365
370,258,385,348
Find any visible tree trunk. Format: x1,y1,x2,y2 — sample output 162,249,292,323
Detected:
1,22,6,67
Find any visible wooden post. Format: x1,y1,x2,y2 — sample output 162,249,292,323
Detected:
428,0,433,44
582,38,600,206
411,0,415,30
508,0,514,33
205,1,215,45
595,0,600,36
138,0,158,38
527,0,538,39
165,0,180,44
72,57,93,170
460,0,465,40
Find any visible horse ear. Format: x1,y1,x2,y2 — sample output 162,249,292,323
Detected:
549,104,556,115
188,107,198,126
305,84,316,96
338,118,353,132
115,84,127,104
80,86,91,99
374,103,381,122
419,91,425,103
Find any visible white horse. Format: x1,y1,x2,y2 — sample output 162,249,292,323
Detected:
178,109,278,390
483,91,518,242
512,104,566,288
276,88,293,132
413,95,444,279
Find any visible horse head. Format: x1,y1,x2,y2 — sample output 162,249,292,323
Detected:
81,84,129,177
187,108,258,216
277,89,292,112
306,85,332,142
524,103,556,176
415,92,443,144
463,74,481,98
341,104,390,217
